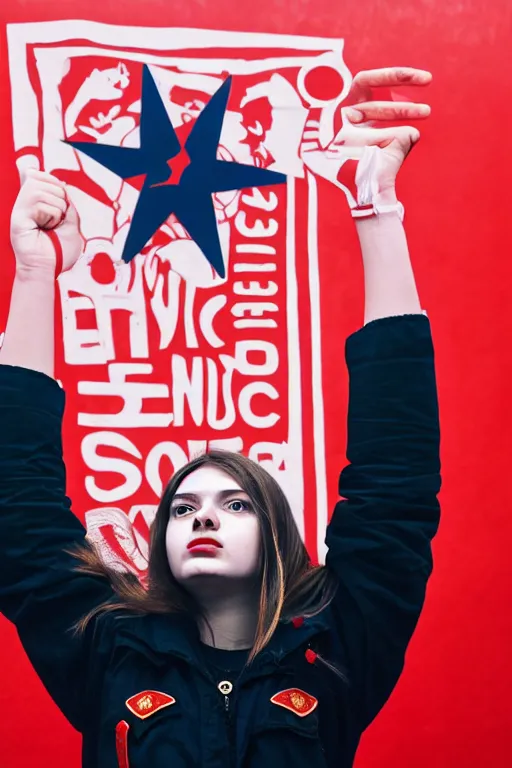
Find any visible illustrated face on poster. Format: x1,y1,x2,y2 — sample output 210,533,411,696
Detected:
7,22,355,574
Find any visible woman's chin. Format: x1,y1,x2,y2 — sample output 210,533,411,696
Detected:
179,561,227,580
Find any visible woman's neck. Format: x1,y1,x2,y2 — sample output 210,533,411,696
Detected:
198,590,259,650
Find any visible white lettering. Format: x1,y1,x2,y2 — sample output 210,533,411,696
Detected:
199,294,227,348
234,211,278,238
233,263,277,272
241,187,279,211
233,281,278,297
145,442,189,497
235,341,279,376
78,363,172,428
82,431,142,502
171,355,204,427
206,356,236,430
239,383,280,428
150,269,181,350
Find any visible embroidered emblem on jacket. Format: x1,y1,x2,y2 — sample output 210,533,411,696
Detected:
125,690,176,720
270,688,318,717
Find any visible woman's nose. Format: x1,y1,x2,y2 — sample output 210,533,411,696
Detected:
192,504,220,530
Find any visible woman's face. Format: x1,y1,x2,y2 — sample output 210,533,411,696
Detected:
165,466,262,589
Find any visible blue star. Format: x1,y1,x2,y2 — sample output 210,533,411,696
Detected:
66,65,287,278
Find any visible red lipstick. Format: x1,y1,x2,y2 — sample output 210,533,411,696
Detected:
187,537,222,551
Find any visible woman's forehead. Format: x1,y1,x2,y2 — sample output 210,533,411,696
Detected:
176,465,243,496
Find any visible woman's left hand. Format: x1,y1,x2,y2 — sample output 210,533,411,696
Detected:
338,67,432,191
300,67,432,212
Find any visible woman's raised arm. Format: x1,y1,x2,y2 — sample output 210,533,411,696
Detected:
323,68,441,730
0,171,113,731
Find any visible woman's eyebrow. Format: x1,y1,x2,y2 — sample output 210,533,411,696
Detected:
171,489,248,503
171,492,200,503
216,489,249,499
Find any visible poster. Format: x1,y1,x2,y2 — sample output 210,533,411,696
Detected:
6,21,356,571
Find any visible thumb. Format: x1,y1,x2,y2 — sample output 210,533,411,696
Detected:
17,155,41,186
362,125,421,152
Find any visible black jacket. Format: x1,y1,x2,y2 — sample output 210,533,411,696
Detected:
0,314,441,768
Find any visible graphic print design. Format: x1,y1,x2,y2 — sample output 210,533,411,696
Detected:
67,67,287,275
7,22,356,570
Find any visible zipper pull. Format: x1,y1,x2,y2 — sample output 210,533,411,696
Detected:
218,680,233,712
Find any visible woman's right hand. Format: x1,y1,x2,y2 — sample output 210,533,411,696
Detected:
10,169,82,276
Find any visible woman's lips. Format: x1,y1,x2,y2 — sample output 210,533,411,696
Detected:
187,537,222,553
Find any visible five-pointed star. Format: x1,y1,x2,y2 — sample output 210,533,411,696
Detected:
65,65,287,278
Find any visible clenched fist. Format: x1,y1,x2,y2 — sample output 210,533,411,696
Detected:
10,169,82,276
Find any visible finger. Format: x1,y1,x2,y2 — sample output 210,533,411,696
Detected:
328,123,421,160
368,124,421,150
27,179,67,202
24,168,67,189
344,101,431,123
34,191,68,216
33,202,66,231
353,67,432,89
18,160,40,186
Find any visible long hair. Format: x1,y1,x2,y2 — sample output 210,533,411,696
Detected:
72,450,338,662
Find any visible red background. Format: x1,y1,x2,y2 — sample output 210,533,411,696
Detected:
1,1,511,766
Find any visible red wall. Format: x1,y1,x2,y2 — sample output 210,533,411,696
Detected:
1,1,511,766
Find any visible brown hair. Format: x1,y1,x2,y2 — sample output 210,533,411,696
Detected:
72,450,337,662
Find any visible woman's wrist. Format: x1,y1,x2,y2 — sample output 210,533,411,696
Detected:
0,264,56,376
354,200,421,324
374,185,399,206
354,207,405,242
15,263,57,284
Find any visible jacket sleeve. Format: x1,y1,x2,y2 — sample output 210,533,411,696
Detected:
0,365,114,732
325,314,441,730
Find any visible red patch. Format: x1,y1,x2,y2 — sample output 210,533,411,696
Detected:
303,65,345,102
125,690,176,720
46,230,63,278
336,158,359,201
270,688,318,717
115,720,130,768
150,147,191,187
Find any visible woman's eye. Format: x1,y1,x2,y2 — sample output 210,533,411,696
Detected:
227,499,250,512
173,504,193,517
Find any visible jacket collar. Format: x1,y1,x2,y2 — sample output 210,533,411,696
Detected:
112,608,331,675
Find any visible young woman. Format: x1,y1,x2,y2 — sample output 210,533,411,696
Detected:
0,67,440,768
